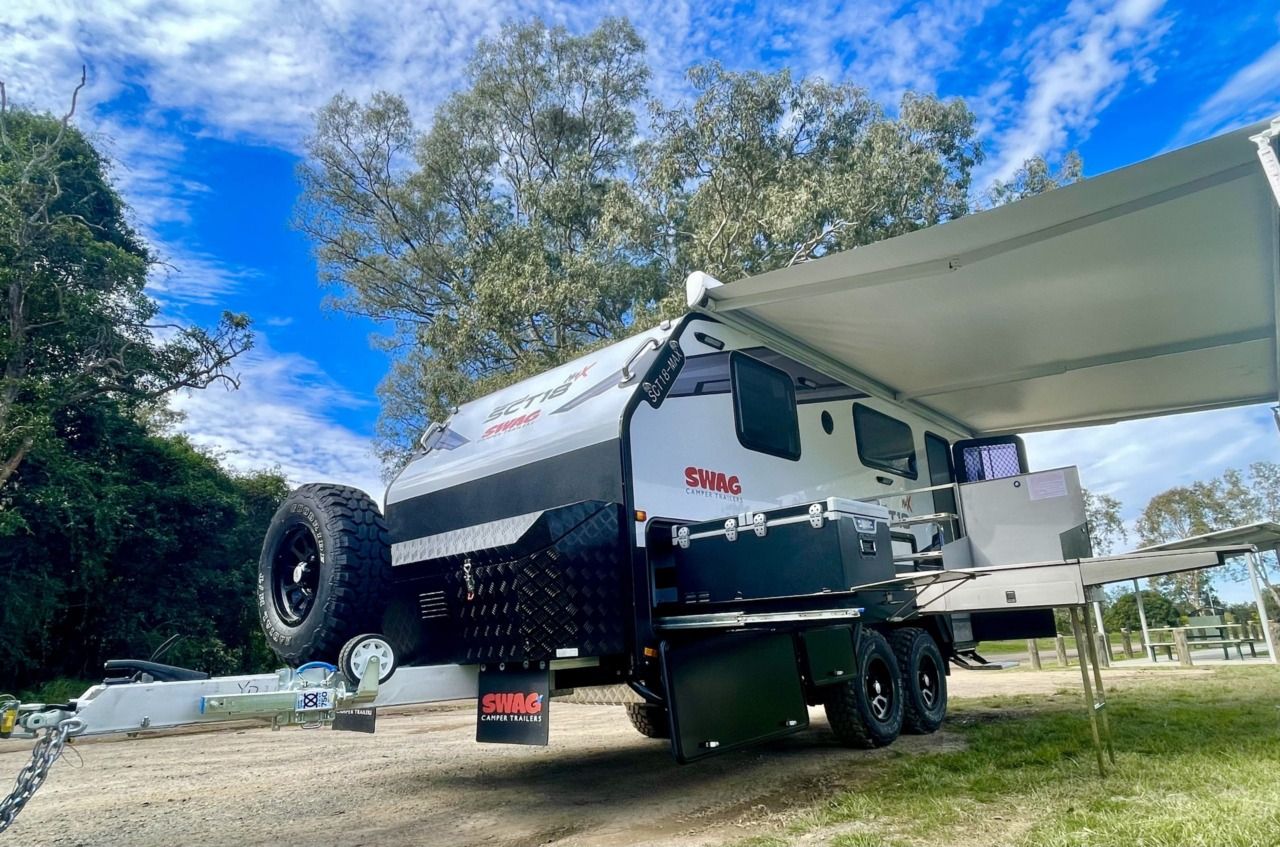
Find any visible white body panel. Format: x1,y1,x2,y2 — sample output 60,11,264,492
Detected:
627,318,964,547
386,326,672,506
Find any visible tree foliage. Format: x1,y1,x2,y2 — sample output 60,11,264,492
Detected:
643,64,981,286
0,75,277,691
1103,589,1183,632
297,19,1012,467
0,397,287,689
1137,462,1280,612
986,151,1083,207
297,19,662,458
0,78,253,497
1083,489,1127,555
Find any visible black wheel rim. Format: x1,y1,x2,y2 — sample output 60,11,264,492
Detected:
272,525,321,626
866,656,894,723
918,653,940,710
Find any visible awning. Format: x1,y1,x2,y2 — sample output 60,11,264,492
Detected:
687,118,1280,436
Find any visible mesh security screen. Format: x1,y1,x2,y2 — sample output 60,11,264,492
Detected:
958,443,1023,482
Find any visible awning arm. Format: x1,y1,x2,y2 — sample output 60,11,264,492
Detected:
1256,120,1280,413
685,273,978,437
1250,118,1280,209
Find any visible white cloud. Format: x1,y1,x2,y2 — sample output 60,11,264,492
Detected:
974,0,1170,185
168,334,385,498
1175,40,1280,145
1024,404,1280,527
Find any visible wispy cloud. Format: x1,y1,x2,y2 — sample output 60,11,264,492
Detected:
1024,404,1280,526
1174,41,1280,145
973,0,1170,185
168,334,383,497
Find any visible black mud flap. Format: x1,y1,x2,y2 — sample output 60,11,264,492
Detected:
661,631,808,764
476,666,550,745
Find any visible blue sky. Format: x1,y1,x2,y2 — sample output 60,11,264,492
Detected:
2,1,1279,594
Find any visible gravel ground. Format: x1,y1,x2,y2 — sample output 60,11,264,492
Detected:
0,667,1202,847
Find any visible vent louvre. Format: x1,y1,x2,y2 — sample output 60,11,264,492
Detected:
418,590,448,620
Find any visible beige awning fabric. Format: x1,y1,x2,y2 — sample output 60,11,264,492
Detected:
688,118,1280,436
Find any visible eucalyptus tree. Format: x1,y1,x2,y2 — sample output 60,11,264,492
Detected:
296,19,661,460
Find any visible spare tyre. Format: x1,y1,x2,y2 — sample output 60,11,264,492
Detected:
257,484,392,666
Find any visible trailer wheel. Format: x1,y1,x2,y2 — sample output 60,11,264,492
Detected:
890,628,948,734
822,629,903,748
625,702,671,739
257,484,392,666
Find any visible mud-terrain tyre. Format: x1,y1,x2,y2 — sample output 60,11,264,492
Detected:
822,628,903,748
257,484,392,666
890,627,948,735
625,702,671,739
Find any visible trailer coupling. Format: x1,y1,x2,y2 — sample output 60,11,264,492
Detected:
199,658,381,729
0,658,383,835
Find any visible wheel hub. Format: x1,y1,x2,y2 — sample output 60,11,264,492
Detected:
348,638,394,682
867,659,893,722
920,671,936,708
272,525,322,626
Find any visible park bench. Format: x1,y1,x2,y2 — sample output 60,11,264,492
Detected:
1145,616,1258,662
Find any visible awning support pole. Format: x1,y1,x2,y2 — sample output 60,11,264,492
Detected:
1133,579,1154,662
1069,606,1111,777
1246,549,1278,664
1079,605,1116,766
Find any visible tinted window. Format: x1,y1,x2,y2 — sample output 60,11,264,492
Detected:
924,433,953,487
731,353,801,460
925,432,958,534
853,404,917,479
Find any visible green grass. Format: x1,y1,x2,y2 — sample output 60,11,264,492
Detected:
979,635,1128,656
730,667,1280,847
12,677,95,703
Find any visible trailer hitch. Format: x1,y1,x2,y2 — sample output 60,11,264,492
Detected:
0,658,385,834
199,657,382,729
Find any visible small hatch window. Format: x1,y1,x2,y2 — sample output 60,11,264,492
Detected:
731,353,800,460
853,404,917,479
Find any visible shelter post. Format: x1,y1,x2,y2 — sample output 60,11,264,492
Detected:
1245,549,1278,665
1133,579,1154,661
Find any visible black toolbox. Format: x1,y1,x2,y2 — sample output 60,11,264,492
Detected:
657,498,900,616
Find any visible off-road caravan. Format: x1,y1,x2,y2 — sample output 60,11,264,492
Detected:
4,116,1277,801
275,310,1067,760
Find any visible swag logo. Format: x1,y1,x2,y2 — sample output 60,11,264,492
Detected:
480,691,545,723
684,466,743,501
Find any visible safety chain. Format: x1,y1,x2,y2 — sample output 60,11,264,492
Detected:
0,715,84,834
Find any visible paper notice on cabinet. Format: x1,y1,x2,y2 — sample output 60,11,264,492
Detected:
1027,470,1068,501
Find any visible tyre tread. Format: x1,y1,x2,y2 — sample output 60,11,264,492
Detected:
259,484,392,665
625,703,670,739
890,627,947,735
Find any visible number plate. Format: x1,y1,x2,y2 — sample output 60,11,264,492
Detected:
294,689,334,712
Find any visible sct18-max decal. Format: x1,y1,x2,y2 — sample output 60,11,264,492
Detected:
481,363,596,440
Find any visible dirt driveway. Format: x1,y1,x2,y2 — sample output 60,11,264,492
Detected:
0,668,1199,847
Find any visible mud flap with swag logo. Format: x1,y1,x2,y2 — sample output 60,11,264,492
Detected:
476,666,551,745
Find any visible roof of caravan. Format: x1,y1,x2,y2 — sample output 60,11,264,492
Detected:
386,323,674,505
688,118,1280,436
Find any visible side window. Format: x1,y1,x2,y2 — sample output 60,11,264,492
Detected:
853,404,918,479
730,352,801,460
